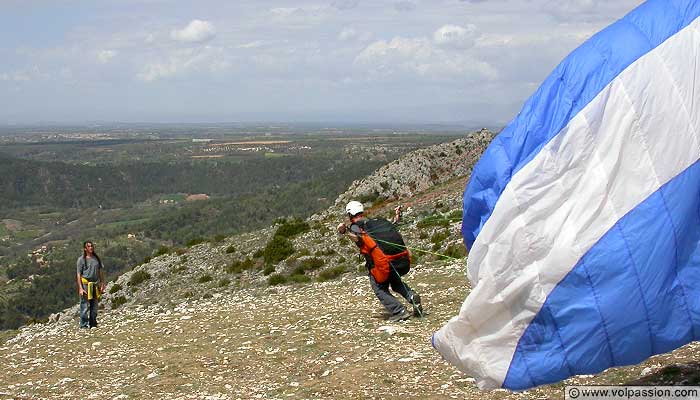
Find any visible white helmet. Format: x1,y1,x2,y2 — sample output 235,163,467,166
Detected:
345,201,364,216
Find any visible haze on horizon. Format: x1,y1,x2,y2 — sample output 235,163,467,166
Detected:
0,0,643,126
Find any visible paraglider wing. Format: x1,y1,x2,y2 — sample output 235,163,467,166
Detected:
433,0,700,390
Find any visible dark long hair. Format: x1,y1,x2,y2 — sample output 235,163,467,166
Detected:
82,240,102,267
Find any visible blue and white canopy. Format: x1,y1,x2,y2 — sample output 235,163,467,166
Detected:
433,0,700,390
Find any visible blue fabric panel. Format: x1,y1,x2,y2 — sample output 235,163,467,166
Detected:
503,162,700,390
461,0,700,250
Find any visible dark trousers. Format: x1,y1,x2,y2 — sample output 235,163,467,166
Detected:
369,269,414,315
79,296,98,328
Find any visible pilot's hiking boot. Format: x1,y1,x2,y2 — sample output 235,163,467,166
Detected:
388,310,411,322
410,293,423,317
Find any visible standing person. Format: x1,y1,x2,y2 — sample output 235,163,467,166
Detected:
337,201,423,322
76,241,105,329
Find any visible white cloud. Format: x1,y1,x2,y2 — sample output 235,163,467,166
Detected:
338,28,371,42
354,36,497,82
170,19,216,43
270,7,298,18
237,40,266,49
433,24,477,49
542,0,613,23
97,49,117,63
394,1,416,12
269,6,330,22
331,0,359,10
137,46,231,82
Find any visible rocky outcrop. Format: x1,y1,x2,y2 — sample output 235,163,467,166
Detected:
330,129,494,211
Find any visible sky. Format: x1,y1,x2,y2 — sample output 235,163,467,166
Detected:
0,0,645,126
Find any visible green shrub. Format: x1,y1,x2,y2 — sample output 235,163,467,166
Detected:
447,209,462,221
128,270,151,287
263,265,276,275
417,215,449,229
212,234,226,243
198,274,212,283
182,290,194,298
299,257,324,271
111,296,127,309
317,265,347,282
186,238,206,247
141,256,151,265
357,191,380,204
290,274,312,283
430,230,450,244
225,244,236,254
109,283,122,294
291,265,307,276
172,264,187,273
218,278,231,287
226,258,257,274
181,255,189,262
263,236,294,264
267,273,287,286
418,231,429,239
274,219,310,238
337,256,346,263
315,248,336,256
203,293,213,299
174,248,187,256
297,248,311,257
153,246,171,257
443,243,467,259
252,248,264,258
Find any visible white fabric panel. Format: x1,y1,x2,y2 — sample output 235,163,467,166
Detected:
434,17,700,389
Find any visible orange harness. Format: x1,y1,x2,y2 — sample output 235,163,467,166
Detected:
359,232,410,283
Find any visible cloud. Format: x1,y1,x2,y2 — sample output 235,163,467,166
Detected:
170,19,216,43
97,49,117,63
394,1,416,12
331,0,359,10
542,0,611,23
270,6,329,22
433,24,477,49
137,46,231,82
338,27,371,42
237,40,266,49
354,36,497,82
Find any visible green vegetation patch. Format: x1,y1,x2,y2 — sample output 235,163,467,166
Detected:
109,283,122,294
274,219,310,238
12,229,44,241
111,296,127,309
186,238,207,247
128,270,151,287
153,246,172,257
267,273,287,286
289,274,311,283
263,236,294,265
226,258,257,274
317,265,347,282
417,215,450,229
218,278,230,287
160,193,187,202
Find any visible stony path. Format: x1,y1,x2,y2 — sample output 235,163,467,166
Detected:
2,258,698,400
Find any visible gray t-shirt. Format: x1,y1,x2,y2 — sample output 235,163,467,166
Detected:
77,255,101,282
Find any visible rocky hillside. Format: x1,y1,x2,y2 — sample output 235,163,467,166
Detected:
1,129,698,399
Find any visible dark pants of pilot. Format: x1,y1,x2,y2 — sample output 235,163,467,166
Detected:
369,267,414,316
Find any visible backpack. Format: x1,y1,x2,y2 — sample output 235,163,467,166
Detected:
354,218,411,283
